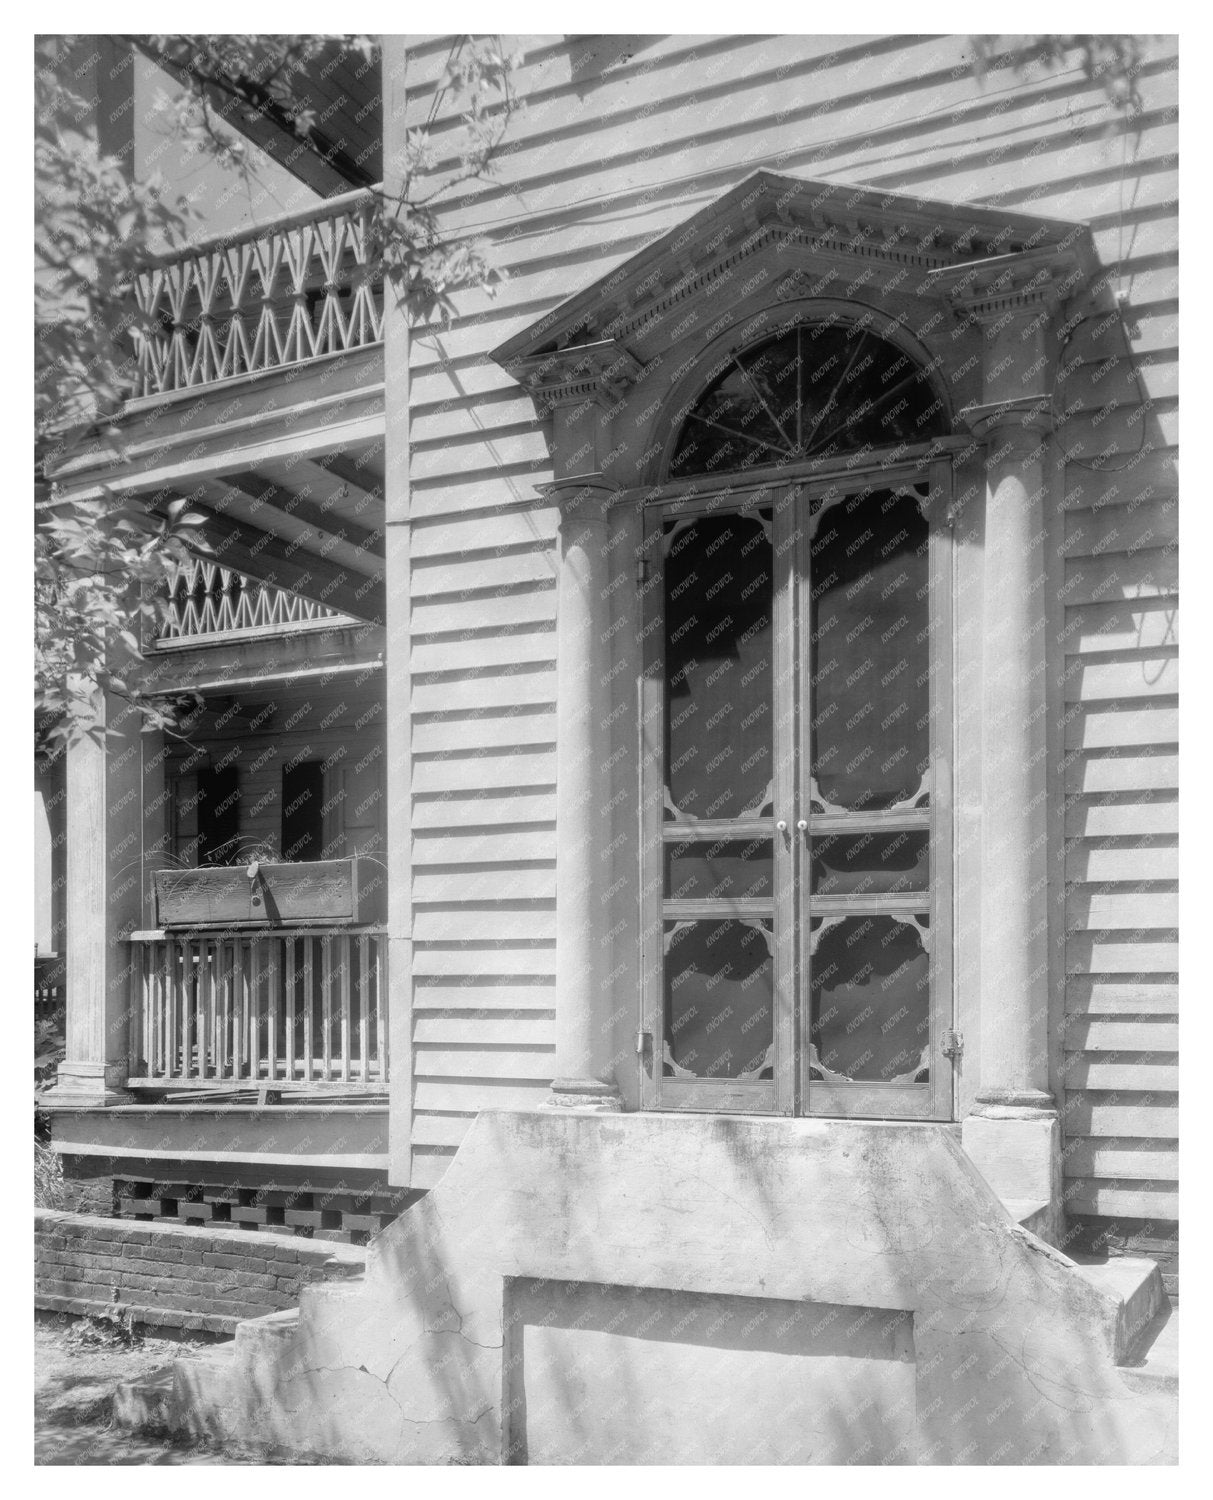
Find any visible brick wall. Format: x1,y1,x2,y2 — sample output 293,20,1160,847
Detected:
35,1210,365,1336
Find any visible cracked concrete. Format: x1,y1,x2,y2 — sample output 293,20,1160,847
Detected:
116,1112,1178,1463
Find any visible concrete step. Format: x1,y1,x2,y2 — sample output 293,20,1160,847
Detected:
1117,1302,1178,1394
1070,1254,1164,1361
113,1343,238,1436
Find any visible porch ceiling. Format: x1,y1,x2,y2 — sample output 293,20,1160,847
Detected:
44,354,387,625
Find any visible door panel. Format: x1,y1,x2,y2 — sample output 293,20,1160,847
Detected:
640,463,953,1119
796,471,953,1119
643,498,793,1113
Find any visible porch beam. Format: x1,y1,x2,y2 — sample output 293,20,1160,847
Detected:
223,470,384,564
168,497,384,622
192,477,383,581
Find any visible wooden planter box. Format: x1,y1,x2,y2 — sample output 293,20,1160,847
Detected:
153,857,374,928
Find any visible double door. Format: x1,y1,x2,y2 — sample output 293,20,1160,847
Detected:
640,463,954,1118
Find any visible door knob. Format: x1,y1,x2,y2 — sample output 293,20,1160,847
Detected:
776,820,788,833
796,819,808,833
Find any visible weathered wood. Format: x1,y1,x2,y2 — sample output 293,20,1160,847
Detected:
1064,979,1177,1015
154,859,371,928
1063,651,1178,702
411,632,556,675
1065,1183,1178,1219
1064,701,1178,750
413,1047,554,1081
411,829,555,865
1063,1057,1177,1091
412,712,556,754
1065,889,1178,930
1063,752,1177,794
413,1015,555,1046
412,979,557,1011
410,585,556,637
413,868,557,903
412,908,557,943
1062,547,1178,602
1063,797,1178,839
1065,839,1177,883
129,930,385,1087
1066,933,1177,975
411,667,557,715
411,790,556,830
410,749,557,794
1064,1020,1178,1053
1063,1095,1178,1138
1063,1140,1178,1180
410,945,557,977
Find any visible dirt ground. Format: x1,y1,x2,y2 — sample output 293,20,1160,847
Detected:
34,1315,302,1465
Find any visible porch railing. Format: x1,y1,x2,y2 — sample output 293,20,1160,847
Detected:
156,558,354,646
130,186,385,399
128,928,387,1088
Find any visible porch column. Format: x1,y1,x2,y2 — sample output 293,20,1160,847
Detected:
947,257,1084,1229
50,689,146,1102
546,478,623,1110
970,400,1055,1116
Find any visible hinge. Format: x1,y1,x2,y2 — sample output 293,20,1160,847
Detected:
941,1028,963,1062
635,558,650,587
635,1029,651,1057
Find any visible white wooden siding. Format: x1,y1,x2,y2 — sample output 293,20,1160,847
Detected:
401,33,1179,1213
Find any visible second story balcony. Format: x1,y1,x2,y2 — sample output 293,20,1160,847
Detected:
131,187,386,400
49,191,391,638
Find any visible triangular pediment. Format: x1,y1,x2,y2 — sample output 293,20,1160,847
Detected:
491,170,1097,384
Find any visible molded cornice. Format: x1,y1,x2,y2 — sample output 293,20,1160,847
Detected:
490,170,1096,379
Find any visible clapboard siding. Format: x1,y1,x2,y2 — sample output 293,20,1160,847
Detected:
1058,132,1179,1239
397,33,1179,1211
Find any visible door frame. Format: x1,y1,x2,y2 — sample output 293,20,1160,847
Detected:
637,451,956,1120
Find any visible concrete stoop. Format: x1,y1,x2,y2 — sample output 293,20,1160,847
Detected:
114,1112,1177,1464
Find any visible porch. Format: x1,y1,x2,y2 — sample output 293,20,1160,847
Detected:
127,927,388,1096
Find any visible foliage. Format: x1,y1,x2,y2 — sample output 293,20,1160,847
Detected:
129,34,377,178
970,34,1153,116
35,495,211,751
34,1140,99,1212
36,35,519,753
35,1011,66,1089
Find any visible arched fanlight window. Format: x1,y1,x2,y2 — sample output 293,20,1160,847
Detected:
668,322,948,478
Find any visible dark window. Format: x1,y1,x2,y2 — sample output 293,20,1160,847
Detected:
198,764,240,865
282,761,325,861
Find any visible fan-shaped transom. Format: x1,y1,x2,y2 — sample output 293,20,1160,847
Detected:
668,322,949,479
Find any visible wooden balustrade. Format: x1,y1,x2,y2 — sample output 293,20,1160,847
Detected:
130,187,385,399
128,928,387,1088
156,558,353,646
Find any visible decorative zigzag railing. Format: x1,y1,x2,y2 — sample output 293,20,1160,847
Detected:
131,187,385,399
158,558,353,645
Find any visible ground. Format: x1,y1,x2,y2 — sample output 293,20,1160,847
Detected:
33,1315,317,1465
